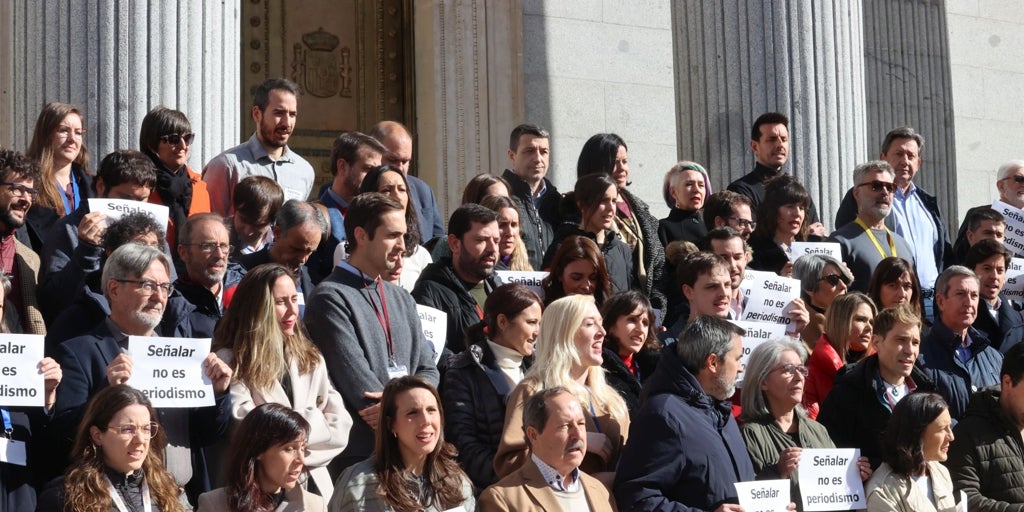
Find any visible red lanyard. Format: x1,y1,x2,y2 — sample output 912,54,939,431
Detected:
364,278,394,360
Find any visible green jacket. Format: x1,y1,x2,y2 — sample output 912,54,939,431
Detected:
740,411,836,511
329,458,475,512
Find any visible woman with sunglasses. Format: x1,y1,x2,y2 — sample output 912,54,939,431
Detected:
740,340,871,510
139,106,211,253
868,257,924,319
791,254,853,350
38,384,186,512
803,293,877,419
748,175,824,277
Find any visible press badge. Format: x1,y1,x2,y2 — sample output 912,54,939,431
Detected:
387,363,409,381
0,438,27,466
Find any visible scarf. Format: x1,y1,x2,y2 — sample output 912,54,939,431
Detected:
151,154,194,248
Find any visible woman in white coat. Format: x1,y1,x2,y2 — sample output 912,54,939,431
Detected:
214,263,352,500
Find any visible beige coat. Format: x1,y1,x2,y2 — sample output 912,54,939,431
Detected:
198,485,326,512
479,458,617,512
219,349,352,501
865,461,958,512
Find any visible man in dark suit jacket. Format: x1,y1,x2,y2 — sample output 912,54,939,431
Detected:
965,239,1024,353
479,387,617,511
369,120,446,240
50,244,233,504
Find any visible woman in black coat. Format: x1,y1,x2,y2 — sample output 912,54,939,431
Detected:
747,175,824,276
658,161,710,246
600,290,661,413
439,283,543,493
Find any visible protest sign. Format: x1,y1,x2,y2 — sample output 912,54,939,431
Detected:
742,275,800,325
728,321,786,384
0,334,45,407
88,198,170,230
1003,257,1024,302
797,448,866,511
993,200,1024,256
494,270,548,301
742,270,778,301
416,305,448,363
789,242,842,262
128,336,214,408
735,479,790,512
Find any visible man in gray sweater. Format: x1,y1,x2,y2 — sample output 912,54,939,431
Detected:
305,192,439,474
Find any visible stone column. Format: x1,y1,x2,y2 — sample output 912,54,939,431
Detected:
863,0,958,228
413,0,525,220
672,1,868,229
6,0,239,170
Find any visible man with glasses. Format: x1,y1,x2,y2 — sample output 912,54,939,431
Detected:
836,128,955,316
40,149,159,323
0,149,46,335
51,243,233,505
954,160,1024,261
203,77,316,216
702,190,756,241
175,213,246,337
828,161,916,293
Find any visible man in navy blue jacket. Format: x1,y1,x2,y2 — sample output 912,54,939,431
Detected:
614,316,757,512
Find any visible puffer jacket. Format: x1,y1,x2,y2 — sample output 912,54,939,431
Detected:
411,257,497,357
613,344,754,510
946,387,1024,510
440,341,528,492
917,321,1003,420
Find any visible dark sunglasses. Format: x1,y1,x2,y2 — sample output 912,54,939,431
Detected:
856,180,894,194
1003,175,1024,184
159,132,195,146
819,273,850,287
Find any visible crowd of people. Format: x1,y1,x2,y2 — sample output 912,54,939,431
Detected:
0,76,1023,511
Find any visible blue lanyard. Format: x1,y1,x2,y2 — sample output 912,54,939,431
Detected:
1,407,11,435
58,176,80,215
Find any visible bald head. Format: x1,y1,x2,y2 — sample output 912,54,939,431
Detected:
370,121,413,174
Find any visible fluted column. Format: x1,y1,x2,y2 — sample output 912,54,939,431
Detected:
863,0,957,228
413,0,525,220
672,1,868,230
7,0,239,170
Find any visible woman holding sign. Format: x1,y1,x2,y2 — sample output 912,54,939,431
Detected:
214,263,352,500
38,384,185,512
748,176,825,277
740,339,872,510
866,392,958,511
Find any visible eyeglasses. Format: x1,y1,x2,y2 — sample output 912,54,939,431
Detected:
0,182,39,199
1003,175,1024,184
117,279,174,296
819,274,850,287
184,242,232,255
158,133,195,146
727,217,756,230
56,126,87,140
856,180,895,194
106,422,159,439
773,363,809,378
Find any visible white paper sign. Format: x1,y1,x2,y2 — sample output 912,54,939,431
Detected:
128,336,214,408
789,242,842,262
494,270,548,301
0,438,27,466
1003,257,1024,302
993,200,1024,256
742,270,777,300
0,334,45,407
742,275,801,325
88,198,170,230
416,305,447,363
798,448,866,511
728,321,787,384
735,479,790,512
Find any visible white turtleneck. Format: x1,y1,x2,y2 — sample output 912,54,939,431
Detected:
487,339,525,387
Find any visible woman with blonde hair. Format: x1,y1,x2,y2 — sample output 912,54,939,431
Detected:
38,385,184,512
213,263,352,500
494,294,629,486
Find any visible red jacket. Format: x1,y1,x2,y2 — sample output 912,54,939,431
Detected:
146,166,211,248
803,335,842,420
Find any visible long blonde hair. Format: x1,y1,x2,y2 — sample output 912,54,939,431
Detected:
25,102,90,216
212,264,321,391
525,294,627,420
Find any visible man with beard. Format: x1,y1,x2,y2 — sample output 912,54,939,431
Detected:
51,244,233,504
236,199,324,315
175,213,246,337
615,316,757,511
413,204,500,360
369,121,446,239
829,160,916,293
203,78,315,215
0,150,45,334
479,387,617,512
305,192,438,473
